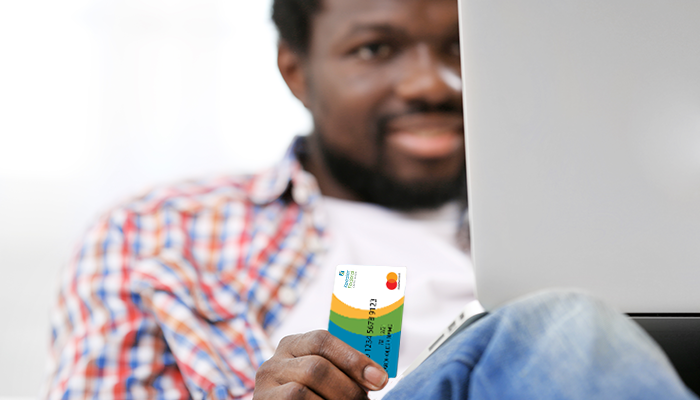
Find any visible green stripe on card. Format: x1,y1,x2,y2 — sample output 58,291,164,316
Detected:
329,305,403,336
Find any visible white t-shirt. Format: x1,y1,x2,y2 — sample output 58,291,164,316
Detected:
270,196,477,375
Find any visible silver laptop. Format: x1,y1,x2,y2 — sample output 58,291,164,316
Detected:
457,1,700,391
459,0,700,314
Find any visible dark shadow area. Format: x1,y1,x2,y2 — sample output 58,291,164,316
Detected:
631,316,700,396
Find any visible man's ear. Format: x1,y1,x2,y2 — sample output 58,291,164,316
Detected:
278,42,310,108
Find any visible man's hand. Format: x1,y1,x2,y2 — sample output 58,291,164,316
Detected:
254,330,389,400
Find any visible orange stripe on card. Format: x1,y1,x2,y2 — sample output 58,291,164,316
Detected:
330,294,404,319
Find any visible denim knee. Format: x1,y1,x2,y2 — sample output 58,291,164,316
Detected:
493,289,627,333
385,289,696,400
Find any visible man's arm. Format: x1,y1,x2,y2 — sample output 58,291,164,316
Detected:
43,211,193,398
43,207,272,399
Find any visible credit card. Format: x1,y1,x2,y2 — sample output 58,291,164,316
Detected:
328,265,406,378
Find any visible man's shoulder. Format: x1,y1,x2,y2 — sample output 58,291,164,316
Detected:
80,168,303,260
117,172,259,217
78,173,260,246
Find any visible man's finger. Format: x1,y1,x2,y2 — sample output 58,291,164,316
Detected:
283,355,369,400
281,330,389,391
271,382,324,400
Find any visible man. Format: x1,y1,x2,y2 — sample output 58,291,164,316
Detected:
43,0,474,398
42,0,699,398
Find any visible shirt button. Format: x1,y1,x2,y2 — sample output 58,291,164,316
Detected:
278,286,298,306
293,186,309,204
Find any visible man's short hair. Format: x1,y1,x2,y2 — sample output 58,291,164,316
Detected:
271,0,321,55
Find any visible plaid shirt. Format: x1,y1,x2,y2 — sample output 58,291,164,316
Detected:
43,139,329,399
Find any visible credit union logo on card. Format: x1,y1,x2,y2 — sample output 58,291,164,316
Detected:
341,269,357,288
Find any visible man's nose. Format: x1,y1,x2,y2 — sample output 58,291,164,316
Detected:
395,44,462,105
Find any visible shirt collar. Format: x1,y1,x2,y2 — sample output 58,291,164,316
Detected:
247,136,322,208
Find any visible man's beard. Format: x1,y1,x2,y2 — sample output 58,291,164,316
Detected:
315,127,468,211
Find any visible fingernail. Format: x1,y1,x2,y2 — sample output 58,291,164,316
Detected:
363,366,388,389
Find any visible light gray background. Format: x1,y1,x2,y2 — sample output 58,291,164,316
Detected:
0,0,310,397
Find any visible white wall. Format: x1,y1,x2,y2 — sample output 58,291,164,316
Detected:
0,0,311,397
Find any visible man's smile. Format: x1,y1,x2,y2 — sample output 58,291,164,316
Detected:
385,112,464,159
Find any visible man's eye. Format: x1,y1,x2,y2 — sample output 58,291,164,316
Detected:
356,43,393,61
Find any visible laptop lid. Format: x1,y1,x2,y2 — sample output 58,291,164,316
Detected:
459,0,700,313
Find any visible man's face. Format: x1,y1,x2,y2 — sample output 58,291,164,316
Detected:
298,0,465,208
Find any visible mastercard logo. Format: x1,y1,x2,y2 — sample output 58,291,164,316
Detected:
386,272,398,290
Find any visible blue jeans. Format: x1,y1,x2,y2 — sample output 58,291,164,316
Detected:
385,291,698,400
